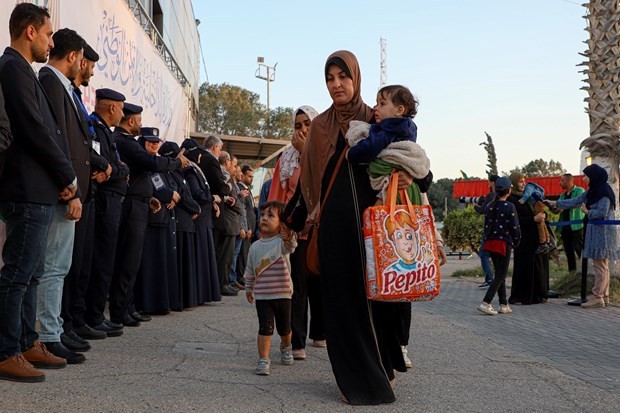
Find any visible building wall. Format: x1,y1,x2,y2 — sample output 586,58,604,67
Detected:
138,0,200,106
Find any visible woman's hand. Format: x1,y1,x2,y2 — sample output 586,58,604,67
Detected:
395,169,413,189
292,129,307,152
534,212,546,223
581,204,588,214
437,246,447,266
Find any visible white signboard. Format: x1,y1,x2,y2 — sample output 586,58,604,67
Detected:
0,0,189,142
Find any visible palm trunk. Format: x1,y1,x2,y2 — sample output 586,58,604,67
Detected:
579,0,620,209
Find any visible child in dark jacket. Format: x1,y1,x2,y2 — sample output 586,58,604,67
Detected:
344,85,431,205
478,177,521,316
519,182,554,254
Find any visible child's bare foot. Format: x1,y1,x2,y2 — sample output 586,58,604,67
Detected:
374,198,384,206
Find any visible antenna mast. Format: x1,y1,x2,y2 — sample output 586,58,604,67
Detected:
380,37,387,87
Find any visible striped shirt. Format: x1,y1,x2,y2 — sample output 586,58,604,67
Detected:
244,234,297,300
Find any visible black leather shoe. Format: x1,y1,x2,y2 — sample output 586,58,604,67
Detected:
103,319,123,329
221,285,238,296
91,321,123,337
74,324,107,340
119,315,140,327
46,342,86,364
61,332,91,352
130,312,152,322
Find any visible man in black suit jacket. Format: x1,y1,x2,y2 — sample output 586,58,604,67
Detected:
0,3,77,383
37,28,88,365
0,84,12,176
52,38,112,351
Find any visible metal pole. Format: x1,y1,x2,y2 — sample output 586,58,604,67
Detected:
568,217,588,306
266,66,270,114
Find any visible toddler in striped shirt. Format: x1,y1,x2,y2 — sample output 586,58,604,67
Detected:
245,200,297,375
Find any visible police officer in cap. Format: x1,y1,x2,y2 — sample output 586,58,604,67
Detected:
80,88,129,339
110,120,189,327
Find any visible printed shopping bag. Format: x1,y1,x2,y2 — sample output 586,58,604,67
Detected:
363,173,441,302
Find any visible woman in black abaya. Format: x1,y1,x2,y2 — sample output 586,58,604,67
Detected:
508,172,549,305
297,50,410,405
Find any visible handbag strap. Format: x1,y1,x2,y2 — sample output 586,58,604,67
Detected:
315,145,349,223
387,171,415,222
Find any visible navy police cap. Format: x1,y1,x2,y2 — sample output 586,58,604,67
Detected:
95,88,125,102
159,141,180,157
123,102,143,116
140,127,161,142
180,138,200,152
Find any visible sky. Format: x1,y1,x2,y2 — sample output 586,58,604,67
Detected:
192,0,589,180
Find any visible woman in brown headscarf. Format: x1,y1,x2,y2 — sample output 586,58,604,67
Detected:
507,172,549,304
298,50,409,405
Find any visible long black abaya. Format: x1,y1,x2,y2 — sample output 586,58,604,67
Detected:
508,194,548,304
318,135,403,405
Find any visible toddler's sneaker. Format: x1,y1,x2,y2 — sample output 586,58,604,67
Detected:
256,358,270,375
477,302,498,316
498,304,512,314
281,346,293,365
401,345,412,368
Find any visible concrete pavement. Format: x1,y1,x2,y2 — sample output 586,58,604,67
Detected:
1,256,619,412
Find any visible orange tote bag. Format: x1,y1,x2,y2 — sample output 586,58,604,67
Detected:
363,173,441,302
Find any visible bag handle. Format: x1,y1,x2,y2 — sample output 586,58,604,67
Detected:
315,144,349,223
387,171,415,223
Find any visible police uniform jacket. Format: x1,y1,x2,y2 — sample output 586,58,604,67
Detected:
90,113,129,195
170,169,201,232
149,170,177,227
72,86,110,201
183,164,214,228
0,47,75,204
114,128,182,199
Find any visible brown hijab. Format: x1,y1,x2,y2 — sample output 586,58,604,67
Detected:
299,50,373,212
509,172,525,197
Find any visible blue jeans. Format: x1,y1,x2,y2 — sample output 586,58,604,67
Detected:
37,204,75,343
480,240,494,283
229,236,243,285
0,202,54,360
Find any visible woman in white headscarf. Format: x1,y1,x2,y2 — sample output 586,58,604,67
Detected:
269,106,319,203
268,106,326,360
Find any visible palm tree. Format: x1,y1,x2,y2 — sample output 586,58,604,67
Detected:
579,0,620,208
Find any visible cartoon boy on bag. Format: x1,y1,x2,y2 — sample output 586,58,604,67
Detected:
381,210,436,294
386,210,435,268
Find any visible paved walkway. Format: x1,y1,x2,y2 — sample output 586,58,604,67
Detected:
1,256,619,412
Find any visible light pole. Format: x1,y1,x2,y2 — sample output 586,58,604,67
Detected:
255,57,277,136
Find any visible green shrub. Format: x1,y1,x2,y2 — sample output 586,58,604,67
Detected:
442,206,483,254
